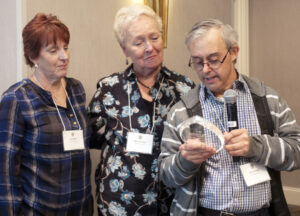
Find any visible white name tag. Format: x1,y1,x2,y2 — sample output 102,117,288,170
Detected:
228,121,237,128
62,130,85,151
126,132,154,155
240,163,271,187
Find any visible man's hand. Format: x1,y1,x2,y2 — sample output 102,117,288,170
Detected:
179,138,216,165
224,128,250,157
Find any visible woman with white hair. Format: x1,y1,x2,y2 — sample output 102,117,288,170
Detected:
88,4,194,216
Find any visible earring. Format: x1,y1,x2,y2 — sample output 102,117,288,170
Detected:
34,64,38,69
126,58,129,65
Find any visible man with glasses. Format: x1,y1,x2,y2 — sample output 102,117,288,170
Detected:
158,19,300,216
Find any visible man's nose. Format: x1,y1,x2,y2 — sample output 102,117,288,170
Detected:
202,62,211,74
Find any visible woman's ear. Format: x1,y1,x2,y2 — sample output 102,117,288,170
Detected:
30,57,37,66
120,44,128,57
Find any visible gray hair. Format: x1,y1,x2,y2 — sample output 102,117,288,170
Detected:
114,4,162,46
185,19,238,51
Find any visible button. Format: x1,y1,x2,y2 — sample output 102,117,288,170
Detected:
69,114,73,117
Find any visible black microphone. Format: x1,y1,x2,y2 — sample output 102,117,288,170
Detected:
224,89,238,131
224,89,240,162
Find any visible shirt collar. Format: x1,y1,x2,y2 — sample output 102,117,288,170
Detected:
233,71,250,92
200,70,249,101
124,64,172,82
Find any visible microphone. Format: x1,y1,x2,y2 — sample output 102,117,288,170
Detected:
224,89,240,162
224,89,238,131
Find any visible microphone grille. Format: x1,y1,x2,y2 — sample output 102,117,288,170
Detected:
224,89,237,103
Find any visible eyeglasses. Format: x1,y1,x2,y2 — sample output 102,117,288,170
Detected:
188,50,230,71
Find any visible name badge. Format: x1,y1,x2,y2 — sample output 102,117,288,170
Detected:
126,132,154,155
240,163,271,187
62,130,85,151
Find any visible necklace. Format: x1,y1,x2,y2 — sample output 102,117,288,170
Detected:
33,74,66,106
137,79,154,90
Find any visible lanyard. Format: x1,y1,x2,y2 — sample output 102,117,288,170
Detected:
127,76,164,134
33,75,82,131
53,86,82,131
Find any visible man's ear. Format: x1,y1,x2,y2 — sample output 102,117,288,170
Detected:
230,45,239,62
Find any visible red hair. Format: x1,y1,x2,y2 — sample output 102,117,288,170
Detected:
22,13,70,67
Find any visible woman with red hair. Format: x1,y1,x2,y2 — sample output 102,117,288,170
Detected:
0,13,93,215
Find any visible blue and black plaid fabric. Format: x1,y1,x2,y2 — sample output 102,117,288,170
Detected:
0,78,93,215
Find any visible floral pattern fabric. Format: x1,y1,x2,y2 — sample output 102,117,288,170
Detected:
88,65,194,216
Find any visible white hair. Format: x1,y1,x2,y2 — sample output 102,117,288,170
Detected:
114,4,162,45
185,19,238,51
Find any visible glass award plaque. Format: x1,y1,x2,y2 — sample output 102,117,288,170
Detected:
179,115,224,153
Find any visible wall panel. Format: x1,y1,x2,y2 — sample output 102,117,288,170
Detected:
250,0,300,192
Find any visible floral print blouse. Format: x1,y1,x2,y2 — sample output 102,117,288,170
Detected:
87,65,194,216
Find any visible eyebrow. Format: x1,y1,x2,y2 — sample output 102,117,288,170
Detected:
133,32,160,39
191,52,221,60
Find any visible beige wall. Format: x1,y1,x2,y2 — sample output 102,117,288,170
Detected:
249,0,300,191
0,0,19,94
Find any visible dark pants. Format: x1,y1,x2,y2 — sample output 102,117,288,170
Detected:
198,207,270,216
